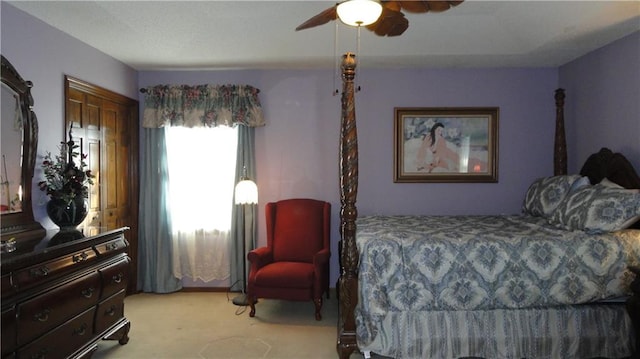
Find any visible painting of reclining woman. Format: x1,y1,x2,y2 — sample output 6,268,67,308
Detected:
394,107,498,183
415,121,488,173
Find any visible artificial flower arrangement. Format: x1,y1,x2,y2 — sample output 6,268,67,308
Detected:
38,135,94,204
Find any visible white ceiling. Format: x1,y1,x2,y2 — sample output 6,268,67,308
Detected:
7,0,640,71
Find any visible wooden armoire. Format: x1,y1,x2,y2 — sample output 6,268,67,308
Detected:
64,76,139,293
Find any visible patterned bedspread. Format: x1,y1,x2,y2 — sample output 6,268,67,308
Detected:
356,215,640,312
355,215,640,358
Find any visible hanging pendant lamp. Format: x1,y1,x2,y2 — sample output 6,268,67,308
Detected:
336,0,383,27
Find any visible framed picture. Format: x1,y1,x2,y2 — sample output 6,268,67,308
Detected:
394,107,499,183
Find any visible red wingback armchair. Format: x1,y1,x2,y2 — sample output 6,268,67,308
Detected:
247,198,331,320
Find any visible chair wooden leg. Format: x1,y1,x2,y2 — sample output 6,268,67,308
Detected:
248,295,256,317
314,297,323,321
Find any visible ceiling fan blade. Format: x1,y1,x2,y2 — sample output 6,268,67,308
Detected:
389,1,464,13
366,7,408,37
295,6,338,31
381,0,401,12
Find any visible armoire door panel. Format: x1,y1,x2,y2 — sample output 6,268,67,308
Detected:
103,104,118,214
87,139,102,233
66,90,84,128
105,141,118,211
66,92,102,230
88,140,101,210
116,107,130,216
85,94,102,130
65,76,139,293
102,102,130,232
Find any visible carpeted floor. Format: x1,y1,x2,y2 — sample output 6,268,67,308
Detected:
92,291,377,359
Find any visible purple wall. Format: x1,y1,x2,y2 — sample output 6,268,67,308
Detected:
1,3,138,228
560,31,640,172
140,68,559,286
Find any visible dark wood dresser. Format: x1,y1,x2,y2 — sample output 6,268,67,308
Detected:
1,227,131,359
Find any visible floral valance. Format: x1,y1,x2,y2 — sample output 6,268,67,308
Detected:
142,84,265,128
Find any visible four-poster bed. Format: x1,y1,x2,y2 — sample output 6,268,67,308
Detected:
335,54,640,358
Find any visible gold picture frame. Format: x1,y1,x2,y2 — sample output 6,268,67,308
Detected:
394,107,499,183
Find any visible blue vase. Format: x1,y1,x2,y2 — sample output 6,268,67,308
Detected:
46,197,88,229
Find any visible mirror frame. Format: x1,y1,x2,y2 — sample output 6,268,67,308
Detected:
1,55,44,235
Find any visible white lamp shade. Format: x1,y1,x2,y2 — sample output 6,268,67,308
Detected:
235,179,258,205
337,0,383,27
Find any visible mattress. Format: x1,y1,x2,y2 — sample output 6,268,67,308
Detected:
356,215,640,312
354,215,640,358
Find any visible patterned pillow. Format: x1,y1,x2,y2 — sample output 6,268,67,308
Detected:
600,177,623,188
571,175,591,191
549,184,640,233
522,175,584,218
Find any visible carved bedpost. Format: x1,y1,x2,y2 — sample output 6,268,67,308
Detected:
337,52,360,359
554,88,567,175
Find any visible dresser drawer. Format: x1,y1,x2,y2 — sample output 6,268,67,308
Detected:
17,271,100,346
99,257,129,299
1,306,17,356
17,307,95,359
12,248,97,291
94,237,127,256
95,290,126,335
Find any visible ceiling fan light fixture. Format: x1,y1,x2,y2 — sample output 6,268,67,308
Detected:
336,0,383,27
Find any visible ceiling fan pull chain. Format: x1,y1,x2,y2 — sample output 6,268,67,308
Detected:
356,25,362,92
333,21,339,96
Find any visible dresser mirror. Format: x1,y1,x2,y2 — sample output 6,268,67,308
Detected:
1,55,43,235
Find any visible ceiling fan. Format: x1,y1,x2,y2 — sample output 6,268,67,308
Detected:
295,0,464,37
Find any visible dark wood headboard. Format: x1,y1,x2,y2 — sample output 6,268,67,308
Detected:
580,148,640,189
580,147,640,229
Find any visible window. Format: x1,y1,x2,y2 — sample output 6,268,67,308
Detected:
165,126,238,231
164,125,238,282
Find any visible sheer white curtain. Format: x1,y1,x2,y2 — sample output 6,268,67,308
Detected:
164,125,238,282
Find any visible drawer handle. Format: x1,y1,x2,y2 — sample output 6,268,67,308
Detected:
106,242,119,251
73,323,88,336
112,273,123,283
81,287,95,298
29,266,49,277
30,349,48,359
34,308,50,322
105,305,117,316
73,252,89,263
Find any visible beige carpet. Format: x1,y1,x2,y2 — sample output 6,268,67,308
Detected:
92,291,375,359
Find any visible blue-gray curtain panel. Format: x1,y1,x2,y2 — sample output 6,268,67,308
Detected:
230,125,257,292
137,127,182,293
